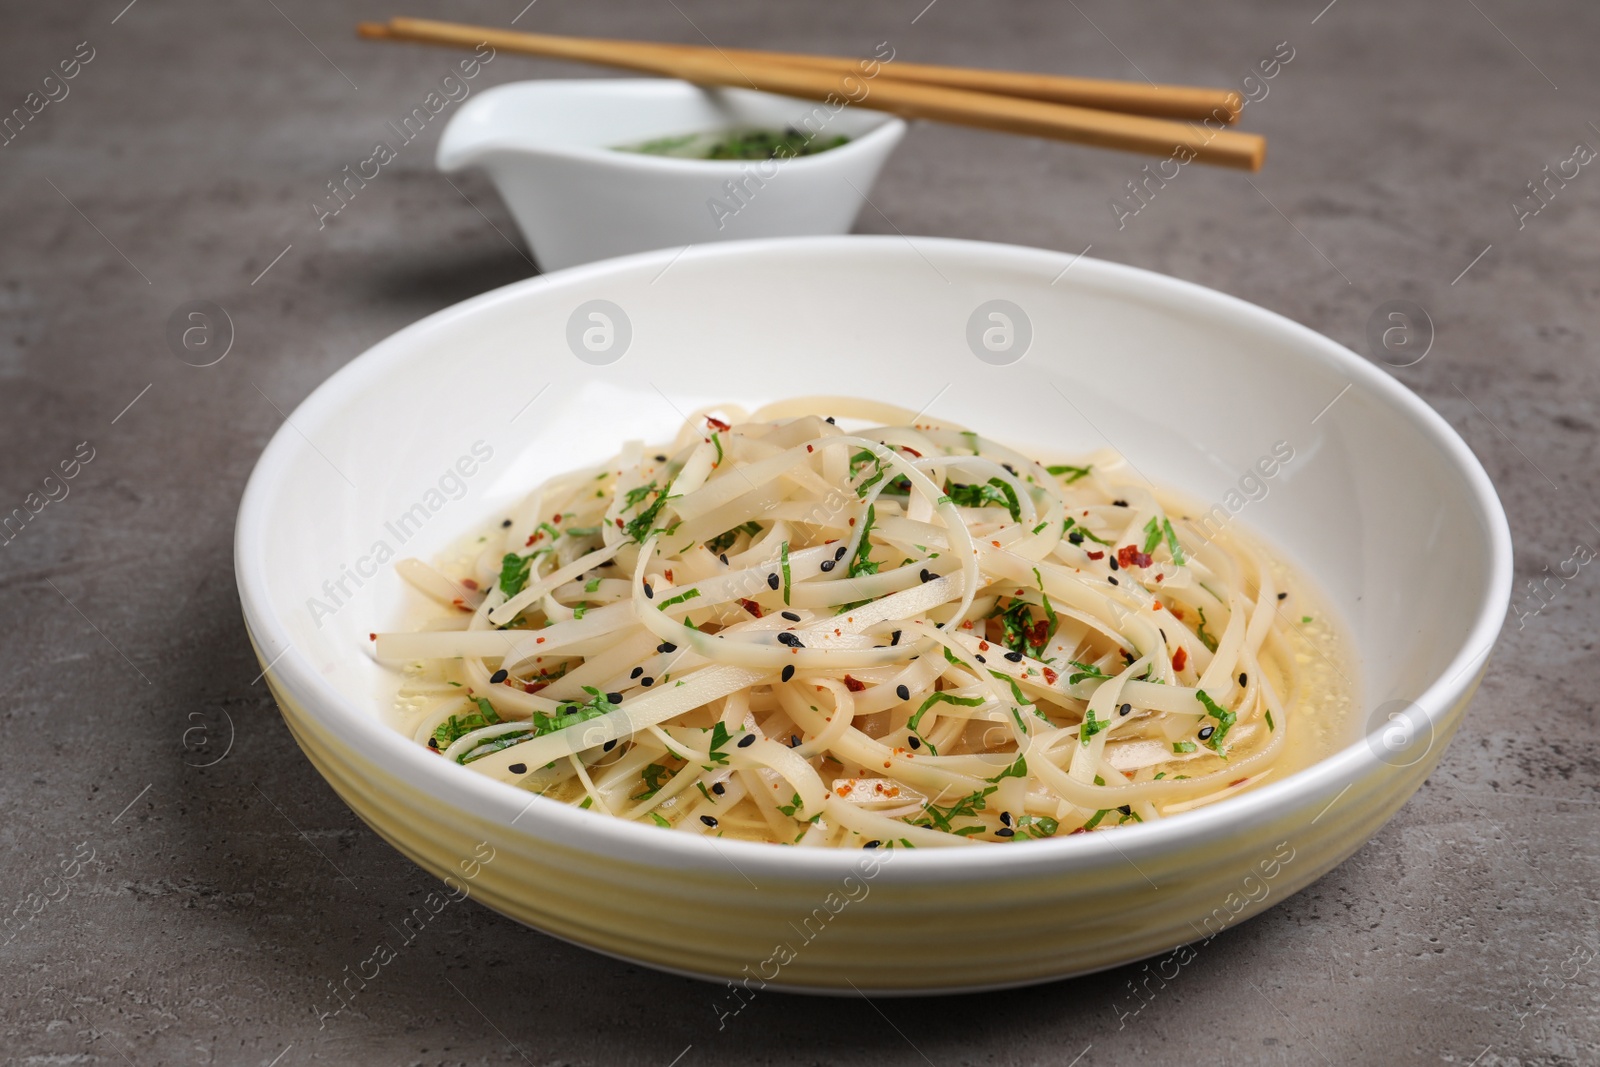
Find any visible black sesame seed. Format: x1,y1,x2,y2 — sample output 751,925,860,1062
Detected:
1000,811,1013,826
1119,703,1132,716
602,740,617,752
657,642,677,654
1004,651,1023,662
711,782,726,795
1198,725,1215,740
782,665,795,682
767,572,781,590
825,416,836,424
641,677,654,686
1108,557,1119,571
606,692,623,704
890,630,901,646
1238,672,1248,686
834,545,848,561
789,734,800,747
1068,531,1085,545
920,568,935,583
1002,463,1017,475
820,560,836,572
599,560,616,568
907,735,921,749
782,610,800,622
863,839,881,849
630,666,644,679
975,654,987,663
994,827,1015,838
501,519,512,528
1277,591,1288,600
1113,499,1128,507
490,668,508,684
896,684,910,701
427,737,439,749
643,583,654,599
700,815,719,828
719,553,729,566
777,632,803,647
1108,576,1119,586
737,734,756,748
1117,804,1132,815
654,454,667,462
508,762,527,774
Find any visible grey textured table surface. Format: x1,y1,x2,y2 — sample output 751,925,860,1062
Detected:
3,0,1596,1064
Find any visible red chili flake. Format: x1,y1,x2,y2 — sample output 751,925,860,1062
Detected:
525,534,537,547
461,578,478,590
899,446,922,457
738,598,763,617
368,633,377,641
806,444,814,453
1230,778,1248,788
451,598,465,609
1069,827,1090,835
1087,550,1105,561
1154,574,1164,583
843,675,866,692
979,641,990,651
1042,666,1059,685
664,569,674,582
1029,620,1049,646
706,415,731,432
523,682,547,694
552,514,562,524
1172,647,1188,671
961,620,975,629
536,637,546,644
1117,545,1139,569
848,517,856,526
1171,606,1184,619
615,518,625,528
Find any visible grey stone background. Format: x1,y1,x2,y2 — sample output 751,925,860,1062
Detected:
2,0,1595,1064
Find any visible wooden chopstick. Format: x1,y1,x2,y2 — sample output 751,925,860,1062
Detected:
651,43,1242,125
362,18,1264,171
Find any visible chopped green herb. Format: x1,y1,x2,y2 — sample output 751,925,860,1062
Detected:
633,762,674,800
1196,607,1219,653
847,504,880,579
1172,741,1197,753
1195,689,1237,753
1302,615,1313,624
584,577,601,593
1046,464,1092,483
1030,520,1049,535
578,796,593,810
648,811,671,828
706,520,762,555
705,721,733,766
1067,660,1109,686
987,755,1028,782
1015,814,1059,839
777,792,803,817
1162,518,1185,565
1082,808,1110,830
1063,517,1113,546
945,478,1022,523
1080,708,1108,745
908,784,995,834
780,541,792,605
1265,709,1276,731
658,587,701,609
710,432,723,466
1142,517,1163,555
497,553,534,597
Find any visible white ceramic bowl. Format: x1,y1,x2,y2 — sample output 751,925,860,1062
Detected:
436,79,906,271
235,236,1511,994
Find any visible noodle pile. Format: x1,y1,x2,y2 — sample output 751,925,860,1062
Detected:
377,398,1299,848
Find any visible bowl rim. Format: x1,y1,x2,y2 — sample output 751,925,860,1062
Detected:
436,77,908,176
235,234,1513,880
